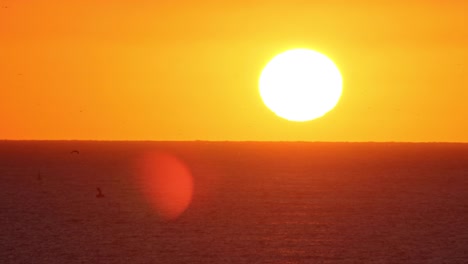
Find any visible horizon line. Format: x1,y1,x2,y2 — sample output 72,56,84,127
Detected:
0,139,467,144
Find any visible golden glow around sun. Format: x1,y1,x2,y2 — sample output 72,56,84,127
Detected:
259,49,343,122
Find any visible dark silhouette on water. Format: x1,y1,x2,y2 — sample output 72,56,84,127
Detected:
96,187,104,198
70,150,80,154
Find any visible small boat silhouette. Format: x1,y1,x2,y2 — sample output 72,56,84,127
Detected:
96,187,104,198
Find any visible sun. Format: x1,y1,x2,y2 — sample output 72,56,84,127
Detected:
259,49,343,122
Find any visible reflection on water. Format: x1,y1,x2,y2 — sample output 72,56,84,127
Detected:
0,141,467,263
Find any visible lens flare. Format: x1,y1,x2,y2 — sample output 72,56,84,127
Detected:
137,152,193,220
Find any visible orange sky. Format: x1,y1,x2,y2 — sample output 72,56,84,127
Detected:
1,0,467,141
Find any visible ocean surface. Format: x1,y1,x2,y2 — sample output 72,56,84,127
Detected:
0,141,467,263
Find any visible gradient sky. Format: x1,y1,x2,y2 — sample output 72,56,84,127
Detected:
1,0,467,141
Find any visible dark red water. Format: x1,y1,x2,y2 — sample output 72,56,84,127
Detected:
1,141,467,263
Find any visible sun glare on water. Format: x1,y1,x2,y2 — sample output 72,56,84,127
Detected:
259,49,343,122
137,152,193,221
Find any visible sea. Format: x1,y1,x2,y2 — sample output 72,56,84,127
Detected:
0,141,467,264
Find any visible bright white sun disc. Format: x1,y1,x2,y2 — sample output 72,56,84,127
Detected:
259,49,343,121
